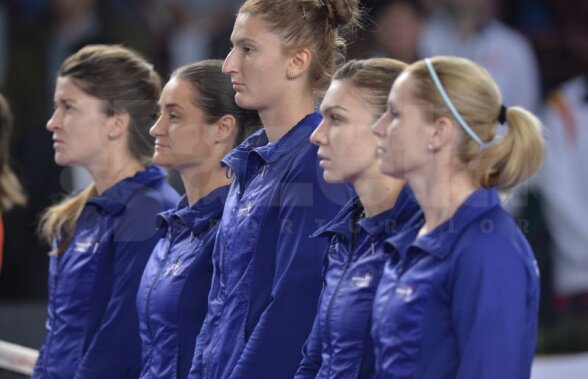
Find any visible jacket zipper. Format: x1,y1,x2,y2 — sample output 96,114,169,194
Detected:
324,236,356,376
143,225,176,370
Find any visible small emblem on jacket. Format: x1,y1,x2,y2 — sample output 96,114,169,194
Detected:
165,261,183,276
74,239,96,253
238,200,253,216
395,285,414,302
352,273,373,288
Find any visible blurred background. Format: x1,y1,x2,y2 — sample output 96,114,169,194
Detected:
0,0,586,376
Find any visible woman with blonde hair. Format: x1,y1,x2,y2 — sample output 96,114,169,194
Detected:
33,45,179,379
296,58,421,378
0,94,26,274
188,0,359,377
372,56,544,378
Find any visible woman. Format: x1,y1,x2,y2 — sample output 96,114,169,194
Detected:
34,45,179,379
136,60,260,379
189,1,358,378
296,58,421,378
371,56,544,378
0,94,26,274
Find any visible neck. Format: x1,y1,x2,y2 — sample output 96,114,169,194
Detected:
259,91,315,142
407,166,476,236
179,164,230,206
87,156,144,195
352,168,405,218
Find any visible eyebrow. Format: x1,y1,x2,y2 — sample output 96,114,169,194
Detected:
158,103,183,111
320,105,349,114
231,37,258,46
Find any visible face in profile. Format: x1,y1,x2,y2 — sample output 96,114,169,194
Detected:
150,77,215,172
372,72,430,179
46,76,113,168
310,79,380,184
222,12,292,111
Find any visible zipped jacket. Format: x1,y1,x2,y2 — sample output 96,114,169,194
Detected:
296,187,420,379
33,165,179,379
189,112,353,379
372,187,540,379
137,186,229,379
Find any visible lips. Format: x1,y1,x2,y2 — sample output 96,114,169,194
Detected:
154,141,170,149
231,81,244,91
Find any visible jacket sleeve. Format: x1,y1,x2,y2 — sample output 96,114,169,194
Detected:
451,234,539,379
73,193,166,379
295,312,323,378
229,156,351,379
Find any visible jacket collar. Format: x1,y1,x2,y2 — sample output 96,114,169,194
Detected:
222,111,322,178
157,185,229,236
312,185,421,240
386,187,501,261
87,165,167,216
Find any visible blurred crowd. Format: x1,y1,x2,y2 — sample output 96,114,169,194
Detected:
0,0,586,354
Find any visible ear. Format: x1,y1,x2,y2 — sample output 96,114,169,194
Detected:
286,47,312,80
428,116,454,151
213,115,237,144
108,112,131,140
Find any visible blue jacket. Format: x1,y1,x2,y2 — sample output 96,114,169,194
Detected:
137,186,229,379
189,112,353,379
296,187,420,379
33,165,179,379
372,187,540,379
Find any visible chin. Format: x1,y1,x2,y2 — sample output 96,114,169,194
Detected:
323,171,345,184
54,154,72,167
152,155,172,169
234,92,259,111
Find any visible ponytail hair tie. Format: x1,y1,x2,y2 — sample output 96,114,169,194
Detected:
498,105,508,125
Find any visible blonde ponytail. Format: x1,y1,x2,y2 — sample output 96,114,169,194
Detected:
469,107,544,191
39,184,97,255
408,56,545,192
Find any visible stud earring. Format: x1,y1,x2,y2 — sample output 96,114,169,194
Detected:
108,132,115,139
427,143,434,151
287,71,295,79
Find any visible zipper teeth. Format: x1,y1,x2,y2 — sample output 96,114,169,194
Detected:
45,254,61,376
144,229,175,361
324,239,355,374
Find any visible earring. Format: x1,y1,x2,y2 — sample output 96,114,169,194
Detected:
287,71,295,79
427,143,434,151
108,132,115,139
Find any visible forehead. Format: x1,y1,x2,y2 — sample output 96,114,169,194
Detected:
161,77,195,102
54,76,95,100
389,71,414,104
232,12,279,44
321,79,368,111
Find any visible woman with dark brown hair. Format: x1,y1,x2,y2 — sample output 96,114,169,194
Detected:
33,44,179,379
136,60,260,379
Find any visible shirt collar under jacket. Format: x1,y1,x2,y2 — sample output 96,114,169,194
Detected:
221,111,323,178
385,186,502,262
311,185,421,241
156,185,229,236
86,165,168,216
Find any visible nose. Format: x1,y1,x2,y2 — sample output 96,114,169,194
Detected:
149,113,166,138
371,115,386,138
46,108,61,132
310,119,328,146
222,48,237,75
